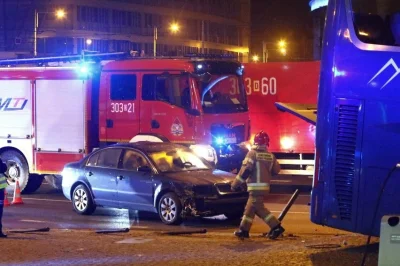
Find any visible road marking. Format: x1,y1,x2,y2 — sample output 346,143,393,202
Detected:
22,197,69,203
20,219,47,223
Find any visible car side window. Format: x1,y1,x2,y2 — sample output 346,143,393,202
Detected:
96,148,123,168
86,152,100,166
121,149,149,171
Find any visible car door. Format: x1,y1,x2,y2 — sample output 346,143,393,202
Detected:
140,73,197,143
84,148,123,208
117,149,155,212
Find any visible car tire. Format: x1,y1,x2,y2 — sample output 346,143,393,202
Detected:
72,184,96,215
158,192,183,225
22,174,44,194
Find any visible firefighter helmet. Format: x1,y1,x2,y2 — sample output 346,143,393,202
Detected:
254,131,270,146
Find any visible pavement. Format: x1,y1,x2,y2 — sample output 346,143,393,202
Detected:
0,183,380,266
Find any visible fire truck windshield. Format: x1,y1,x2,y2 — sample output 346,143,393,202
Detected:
195,74,248,114
351,0,400,46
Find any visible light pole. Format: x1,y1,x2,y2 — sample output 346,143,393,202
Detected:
34,9,66,57
153,22,180,57
262,39,287,62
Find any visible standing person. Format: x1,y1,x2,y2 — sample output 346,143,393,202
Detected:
0,158,7,238
231,130,285,239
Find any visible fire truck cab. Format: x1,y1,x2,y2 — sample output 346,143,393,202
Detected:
0,53,250,193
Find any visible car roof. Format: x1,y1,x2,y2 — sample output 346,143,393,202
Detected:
107,142,187,154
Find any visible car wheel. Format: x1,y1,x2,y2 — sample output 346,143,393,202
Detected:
72,184,96,215
158,192,183,225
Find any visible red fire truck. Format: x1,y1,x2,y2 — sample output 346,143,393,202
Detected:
243,61,320,180
0,52,250,193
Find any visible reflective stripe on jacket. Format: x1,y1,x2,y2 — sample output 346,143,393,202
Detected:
0,175,7,189
232,145,280,196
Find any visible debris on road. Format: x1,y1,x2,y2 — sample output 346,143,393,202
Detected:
8,227,50,233
305,243,341,249
95,228,129,234
160,229,207,236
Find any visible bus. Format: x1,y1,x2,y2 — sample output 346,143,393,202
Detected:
277,0,400,237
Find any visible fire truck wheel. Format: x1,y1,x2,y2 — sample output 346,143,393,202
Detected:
0,150,30,194
72,184,96,215
22,174,44,194
158,192,183,225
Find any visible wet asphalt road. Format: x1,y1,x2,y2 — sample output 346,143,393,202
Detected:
2,183,318,234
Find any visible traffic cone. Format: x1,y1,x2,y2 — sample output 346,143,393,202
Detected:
3,189,10,207
11,180,23,205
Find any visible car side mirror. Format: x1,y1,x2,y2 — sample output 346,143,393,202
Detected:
186,108,200,116
137,165,152,173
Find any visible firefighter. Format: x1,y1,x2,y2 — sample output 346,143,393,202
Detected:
231,130,285,239
0,158,7,238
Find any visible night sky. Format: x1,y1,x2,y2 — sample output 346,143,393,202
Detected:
251,0,314,61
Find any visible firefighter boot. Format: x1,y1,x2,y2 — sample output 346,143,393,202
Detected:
267,224,285,240
234,229,249,239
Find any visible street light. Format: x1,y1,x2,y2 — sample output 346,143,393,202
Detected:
153,22,181,57
169,22,180,34
86,39,92,45
252,55,260,62
278,40,287,48
262,39,288,62
34,8,66,57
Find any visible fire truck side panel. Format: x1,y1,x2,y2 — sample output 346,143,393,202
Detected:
243,62,320,176
35,80,86,153
0,80,33,138
0,80,34,171
35,153,84,173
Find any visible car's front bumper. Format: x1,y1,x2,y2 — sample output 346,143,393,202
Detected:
182,194,248,217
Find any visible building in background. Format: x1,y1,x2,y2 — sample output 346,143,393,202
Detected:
309,0,328,60
0,0,251,62
250,0,314,63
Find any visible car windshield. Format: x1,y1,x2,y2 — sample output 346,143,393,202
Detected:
195,74,248,114
147,147,211,173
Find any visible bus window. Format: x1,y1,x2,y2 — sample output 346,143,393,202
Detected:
351,0,400,46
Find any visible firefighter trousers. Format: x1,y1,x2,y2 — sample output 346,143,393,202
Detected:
239,195,280,232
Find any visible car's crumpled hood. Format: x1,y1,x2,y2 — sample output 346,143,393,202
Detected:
163,169,235,186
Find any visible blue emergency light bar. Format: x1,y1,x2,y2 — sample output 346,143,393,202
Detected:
0,51,130,66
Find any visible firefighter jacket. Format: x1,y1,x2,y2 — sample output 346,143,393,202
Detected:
231,145,280,196
0,159,7,189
